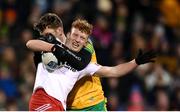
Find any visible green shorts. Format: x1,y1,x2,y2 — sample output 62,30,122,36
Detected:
68,100,107,111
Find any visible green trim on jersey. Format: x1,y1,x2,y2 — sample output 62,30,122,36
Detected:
68,100,107,111
84,40,94,54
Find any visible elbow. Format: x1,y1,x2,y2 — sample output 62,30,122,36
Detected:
26,40,31,48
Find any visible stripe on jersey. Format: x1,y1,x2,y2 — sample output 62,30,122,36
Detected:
85,42,94,54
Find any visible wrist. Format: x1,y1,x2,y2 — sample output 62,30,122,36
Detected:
133,59,139,66
51,44,57,52
135,57,141,65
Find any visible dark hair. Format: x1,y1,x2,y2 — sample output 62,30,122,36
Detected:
34,13,63,33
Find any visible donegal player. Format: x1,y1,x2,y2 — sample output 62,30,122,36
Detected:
67,42,107,111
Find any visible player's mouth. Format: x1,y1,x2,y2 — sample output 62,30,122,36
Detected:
72,42,79,48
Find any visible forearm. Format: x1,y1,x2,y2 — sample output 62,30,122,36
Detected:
111,59,138,77
26,40,54,52
26,33,92,70
26,39,92,71
95,49,157,77
96,59,138,77
53,45,92,70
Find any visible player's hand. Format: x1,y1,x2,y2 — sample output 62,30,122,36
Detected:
51,44,67,64
39,33,60,44
135,49,157,65
44,33,61,44
51,43,65,53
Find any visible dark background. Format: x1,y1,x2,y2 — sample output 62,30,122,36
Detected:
0,0,179,111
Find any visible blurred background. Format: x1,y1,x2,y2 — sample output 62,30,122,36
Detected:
0,0,179,111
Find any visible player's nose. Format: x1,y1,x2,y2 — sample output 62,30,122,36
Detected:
75,36,81,42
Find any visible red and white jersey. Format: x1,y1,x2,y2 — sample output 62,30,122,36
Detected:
33,62,101,109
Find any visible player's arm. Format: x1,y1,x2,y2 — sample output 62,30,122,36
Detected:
26,33,61,51
95,59,137,77
95,50,157,77
26,34,92,70
26,39,53,51
26,36,94,53
52,43,92,70
51,38,94,70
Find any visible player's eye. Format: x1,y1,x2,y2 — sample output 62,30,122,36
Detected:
73,33,78,37
80,36,85,40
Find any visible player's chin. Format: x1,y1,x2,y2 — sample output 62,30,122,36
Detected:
75,48,81,52
70,47,78,52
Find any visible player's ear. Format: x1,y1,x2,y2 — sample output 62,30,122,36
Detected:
57,27,63,34
66,32,70,39
65,32,70,44
84,39,88,47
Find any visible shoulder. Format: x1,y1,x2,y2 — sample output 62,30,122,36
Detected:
84,39,94,54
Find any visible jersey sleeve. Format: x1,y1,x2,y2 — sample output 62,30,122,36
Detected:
78,63,102,80
33,34,92,71
37,34,60,44
52,44,92,71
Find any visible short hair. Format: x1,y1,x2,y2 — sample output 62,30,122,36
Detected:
34,13,63,33
72,19,93,35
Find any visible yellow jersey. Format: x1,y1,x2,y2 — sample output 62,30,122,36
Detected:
67,41,105,109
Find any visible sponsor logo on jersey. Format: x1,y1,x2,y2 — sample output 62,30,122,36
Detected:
59,61,77,72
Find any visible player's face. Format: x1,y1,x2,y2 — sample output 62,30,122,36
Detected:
67,27,88,52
